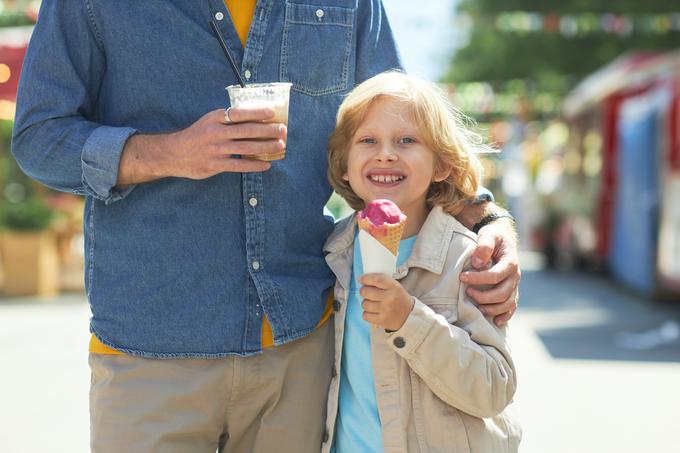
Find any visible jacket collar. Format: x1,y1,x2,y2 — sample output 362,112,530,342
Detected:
323,205,476,277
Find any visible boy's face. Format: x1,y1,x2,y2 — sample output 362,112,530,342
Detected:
343,97,445,228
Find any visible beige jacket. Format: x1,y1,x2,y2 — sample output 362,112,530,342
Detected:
322,206,521,453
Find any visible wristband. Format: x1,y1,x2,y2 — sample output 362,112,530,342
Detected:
472,212,515,234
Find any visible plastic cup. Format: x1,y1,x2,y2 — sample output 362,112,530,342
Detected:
226,82,292,161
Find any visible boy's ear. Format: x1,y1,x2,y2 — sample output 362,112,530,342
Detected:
342,172,349,181
433,165,451,183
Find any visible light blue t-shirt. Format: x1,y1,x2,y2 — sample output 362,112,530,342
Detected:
333,232,417,453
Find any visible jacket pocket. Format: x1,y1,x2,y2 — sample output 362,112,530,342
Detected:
280,2,354,96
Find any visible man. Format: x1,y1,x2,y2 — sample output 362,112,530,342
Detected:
12,1,519,452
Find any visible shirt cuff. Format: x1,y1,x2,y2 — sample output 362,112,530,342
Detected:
385,297,435,358
81,125,138,204
473,186,494,204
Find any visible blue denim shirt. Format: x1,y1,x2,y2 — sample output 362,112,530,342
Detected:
12,0,401,358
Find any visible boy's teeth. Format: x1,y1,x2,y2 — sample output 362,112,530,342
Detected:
371,175,403,183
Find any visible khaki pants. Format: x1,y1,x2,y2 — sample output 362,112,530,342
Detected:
89,320,334,453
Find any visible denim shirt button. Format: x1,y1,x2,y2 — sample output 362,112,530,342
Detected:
244,69,252,80
252,261,260,271
214,12,224,21
316,9,324,20
249,197,258,207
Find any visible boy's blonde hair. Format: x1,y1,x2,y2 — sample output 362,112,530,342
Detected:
328,71,488,216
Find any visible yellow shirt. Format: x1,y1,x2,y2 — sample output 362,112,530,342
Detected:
90,0,333,354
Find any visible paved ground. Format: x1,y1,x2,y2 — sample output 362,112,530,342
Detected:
1,258,679,452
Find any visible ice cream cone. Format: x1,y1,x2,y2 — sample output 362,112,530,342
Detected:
357,216,406,256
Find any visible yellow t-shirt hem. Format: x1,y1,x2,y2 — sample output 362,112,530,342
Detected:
89,292,335,354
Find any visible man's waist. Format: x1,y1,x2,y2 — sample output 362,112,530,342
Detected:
87,277,334,357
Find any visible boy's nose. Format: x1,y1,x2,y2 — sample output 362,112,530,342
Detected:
375,146,397,162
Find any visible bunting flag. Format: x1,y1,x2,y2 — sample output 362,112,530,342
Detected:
0,0,40,26
456,12,680,37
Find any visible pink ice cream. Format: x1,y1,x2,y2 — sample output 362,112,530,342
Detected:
358,199,406,228
357,200,407,256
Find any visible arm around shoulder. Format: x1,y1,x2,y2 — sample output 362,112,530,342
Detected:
385,245,517,418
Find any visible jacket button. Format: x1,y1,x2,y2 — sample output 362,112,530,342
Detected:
322,428,329,443
333,299,341,312
393,337,406,348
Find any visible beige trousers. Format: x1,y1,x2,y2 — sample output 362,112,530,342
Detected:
89,320,334,453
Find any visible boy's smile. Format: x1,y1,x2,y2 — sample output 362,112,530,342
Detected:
343,97,448,236
366,169,406,186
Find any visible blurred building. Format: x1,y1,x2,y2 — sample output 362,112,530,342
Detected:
557,50,680,297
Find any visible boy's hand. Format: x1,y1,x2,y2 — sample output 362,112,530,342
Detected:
358,274,414,331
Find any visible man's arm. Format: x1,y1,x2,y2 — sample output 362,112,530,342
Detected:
456,201,520,326
355,0,403,83
12,2,284,200
11,0,129,203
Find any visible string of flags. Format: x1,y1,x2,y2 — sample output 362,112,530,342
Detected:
456,12,680,37
0,1,40,25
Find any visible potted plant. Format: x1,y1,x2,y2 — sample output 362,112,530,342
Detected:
0,196,60,297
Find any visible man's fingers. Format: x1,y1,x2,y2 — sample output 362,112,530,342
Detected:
219,158,272,173
217,106,275,124
228,138,285,156
466,275,516,305
470,231,495,269
493,309,514,327
478,291,516,316
224,122,287,141
461,258,515,286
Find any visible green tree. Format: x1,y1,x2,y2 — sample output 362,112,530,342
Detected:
444,0,680,96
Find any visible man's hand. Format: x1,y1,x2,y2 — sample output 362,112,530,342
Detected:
460,218,520,327
359,274,414,331
117,107,286,185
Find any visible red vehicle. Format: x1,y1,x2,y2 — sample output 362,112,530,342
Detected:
558,51,680,297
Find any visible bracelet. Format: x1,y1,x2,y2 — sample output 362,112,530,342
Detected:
472,212,515,234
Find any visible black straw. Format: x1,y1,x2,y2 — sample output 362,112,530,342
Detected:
209,20,246,88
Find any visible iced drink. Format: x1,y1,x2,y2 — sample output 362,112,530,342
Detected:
226,82,292,161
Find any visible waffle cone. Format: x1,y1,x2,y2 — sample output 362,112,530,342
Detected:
357,217,406,256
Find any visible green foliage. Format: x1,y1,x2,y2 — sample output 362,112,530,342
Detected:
0,196,54,231
0,11,34,27
445,0,680,97
325,192,353,221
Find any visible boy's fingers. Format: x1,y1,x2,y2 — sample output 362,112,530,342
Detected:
361,300,381,313
362,311,381,325
360,286,385,301
359,273,392,289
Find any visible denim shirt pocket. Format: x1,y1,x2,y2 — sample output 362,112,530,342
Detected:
280,2,354,96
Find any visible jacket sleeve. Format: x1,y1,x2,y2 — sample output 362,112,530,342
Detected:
11,0,137,204
354,0,403,83
385,246,517,418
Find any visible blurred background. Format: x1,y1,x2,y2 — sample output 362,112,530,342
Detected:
1,0,680,452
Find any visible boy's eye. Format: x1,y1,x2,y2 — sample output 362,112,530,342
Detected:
399,136,416,144
359,137,376,144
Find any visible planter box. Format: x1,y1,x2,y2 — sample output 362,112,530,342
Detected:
0,230,59,297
